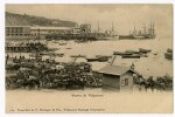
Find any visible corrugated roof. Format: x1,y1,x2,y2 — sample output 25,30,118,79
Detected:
30,26,72,30
6,26,31,28
98,65,130,76
6,42,27,47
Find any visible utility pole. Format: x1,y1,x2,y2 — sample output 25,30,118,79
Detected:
110,55,117,66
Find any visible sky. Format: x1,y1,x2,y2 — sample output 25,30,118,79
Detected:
6,4,173,37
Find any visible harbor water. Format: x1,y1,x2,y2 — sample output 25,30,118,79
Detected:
7,38,173,77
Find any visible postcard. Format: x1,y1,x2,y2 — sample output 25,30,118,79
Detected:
5,4,173,113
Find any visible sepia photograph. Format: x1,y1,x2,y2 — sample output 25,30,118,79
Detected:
5,4,173,113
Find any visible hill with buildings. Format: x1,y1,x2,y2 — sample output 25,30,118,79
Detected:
6,12,77,27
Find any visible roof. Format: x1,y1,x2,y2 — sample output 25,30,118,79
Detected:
6,42,27,47
97,65,131,76
6,26,31,28
30,26,72,30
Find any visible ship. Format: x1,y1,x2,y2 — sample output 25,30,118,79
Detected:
119,23,156,40
105,22,119,40
46,22,119,41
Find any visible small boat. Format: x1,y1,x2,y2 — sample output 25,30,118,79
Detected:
153,52,158,56
114,50,140,55
125,50,140,54
95,55,110,62
165,49,173,60
86,55,110,62
46,53,64,57
86,57,99,62
96,55,111,58
66,47,72,49
113,51,123,55
122,54,141,59
140,53,148,57
71,55,86,58
113,51,132,55
139,48,151,53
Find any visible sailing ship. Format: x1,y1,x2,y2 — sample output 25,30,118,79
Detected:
119,23,156,39
95,22,119,40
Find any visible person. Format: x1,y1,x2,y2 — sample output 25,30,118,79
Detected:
6,54,9,65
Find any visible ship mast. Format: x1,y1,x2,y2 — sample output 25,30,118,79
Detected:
152,23,155,35
133,26,137,35
111,22,114,32
142,24,147,34
97,21,100,33
149,22,155,35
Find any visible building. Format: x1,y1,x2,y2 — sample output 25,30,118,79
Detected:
71,27,81,34
30,27,73,35
97,65,139,90
6,24,92,40
30,26,74,39
79,24,91,33
6,26,32,40
6,26,74,40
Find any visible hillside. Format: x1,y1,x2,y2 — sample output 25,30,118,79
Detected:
6,12,77,27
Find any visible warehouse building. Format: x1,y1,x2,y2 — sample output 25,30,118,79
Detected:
6,24,92,40
6,26,32,40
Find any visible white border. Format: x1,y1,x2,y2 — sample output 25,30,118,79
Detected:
0,0,174,117
3,0,175,4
